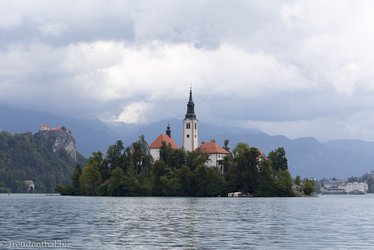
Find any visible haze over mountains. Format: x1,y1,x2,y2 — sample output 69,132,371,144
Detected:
1,103,373,179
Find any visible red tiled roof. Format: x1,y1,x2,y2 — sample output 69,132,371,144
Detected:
149,134,178,149
199,141,230,154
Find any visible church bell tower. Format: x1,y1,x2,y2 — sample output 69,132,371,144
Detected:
183,87,198,151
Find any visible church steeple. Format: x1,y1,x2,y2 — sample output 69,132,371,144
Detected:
183,87,198,151
185,87,196,119
166,124,171,137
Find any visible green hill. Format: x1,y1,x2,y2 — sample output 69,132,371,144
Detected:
0,128,85,193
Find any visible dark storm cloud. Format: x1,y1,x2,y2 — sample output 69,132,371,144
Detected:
1,0,374,140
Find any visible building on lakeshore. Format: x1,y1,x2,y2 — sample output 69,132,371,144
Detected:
345,182,368,194
199,140,230,173
149,124,178,161
24,180,35,192
321,180,368,194
40,124,62,132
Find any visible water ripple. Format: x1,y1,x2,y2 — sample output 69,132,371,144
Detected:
1,195,374,249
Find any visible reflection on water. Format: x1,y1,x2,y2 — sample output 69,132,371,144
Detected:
1,194,374,249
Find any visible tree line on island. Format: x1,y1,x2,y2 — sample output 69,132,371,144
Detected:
56,136,314,197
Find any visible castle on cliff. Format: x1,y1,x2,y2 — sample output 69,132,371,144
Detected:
149,88,229,172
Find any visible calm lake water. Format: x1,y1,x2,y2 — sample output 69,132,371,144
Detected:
1,194,374,249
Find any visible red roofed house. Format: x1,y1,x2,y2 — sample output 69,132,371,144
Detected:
198,140,230,172
149,124,179,160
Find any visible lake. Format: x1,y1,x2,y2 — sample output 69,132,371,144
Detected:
1,194,374,249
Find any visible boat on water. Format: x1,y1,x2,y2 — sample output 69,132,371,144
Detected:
227,192,252,197
46,193,61,196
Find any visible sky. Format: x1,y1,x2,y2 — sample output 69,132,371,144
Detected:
1,0,374,141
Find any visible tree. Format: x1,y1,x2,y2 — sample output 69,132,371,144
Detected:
234,146,261,193
71,164,82,191
195,165,208,196
233,142,250,157
108,167,125,196
303,178,315,196
177,165,195,196
160,142,186,169
186,149,208,171
274,170,293,197
105,140,124,170
223,139,230,152
268,147,288,171
152,160,167,196
206,167,225,196
80,161,102,196
55,184,74,195
89,151,109,181
131,135,152,174
257,158,275,197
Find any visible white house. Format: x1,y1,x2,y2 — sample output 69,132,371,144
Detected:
149,124,178,161
199,141,230,173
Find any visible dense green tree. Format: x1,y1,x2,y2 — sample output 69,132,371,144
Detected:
131,135,152,174
268,147,288,171
223,139,230,151
233,142,250,157
206,167,225,196
55,184,74,195
89,151,109,181
105,140,125,170
186,149,208,171
257,158,275,196
234,146,261,193
303,178,315,196
80,161,102,195
152,160,167,196
160,142,186,169
108,167,125,196
71,164,82,191
195,165,209,196
177,165,195,196
274,170,293,196
54,137,296,197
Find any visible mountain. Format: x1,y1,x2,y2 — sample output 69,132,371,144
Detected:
0,128,85,193
324,139,374,156
123,122,374,179
0,103,118,156
121,118,262,147
1,103,374,179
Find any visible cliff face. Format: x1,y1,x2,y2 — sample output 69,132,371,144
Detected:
0,129,85,193
36,126,77,161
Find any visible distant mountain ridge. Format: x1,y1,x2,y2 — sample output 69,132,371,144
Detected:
113,120,374,179
0,103,117,156
1,103,373,179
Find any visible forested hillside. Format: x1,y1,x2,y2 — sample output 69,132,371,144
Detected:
0,130,85,193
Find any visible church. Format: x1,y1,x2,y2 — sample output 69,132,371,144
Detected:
149,88,230,172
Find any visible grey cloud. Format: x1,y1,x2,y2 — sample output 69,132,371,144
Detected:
1,0,374,141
